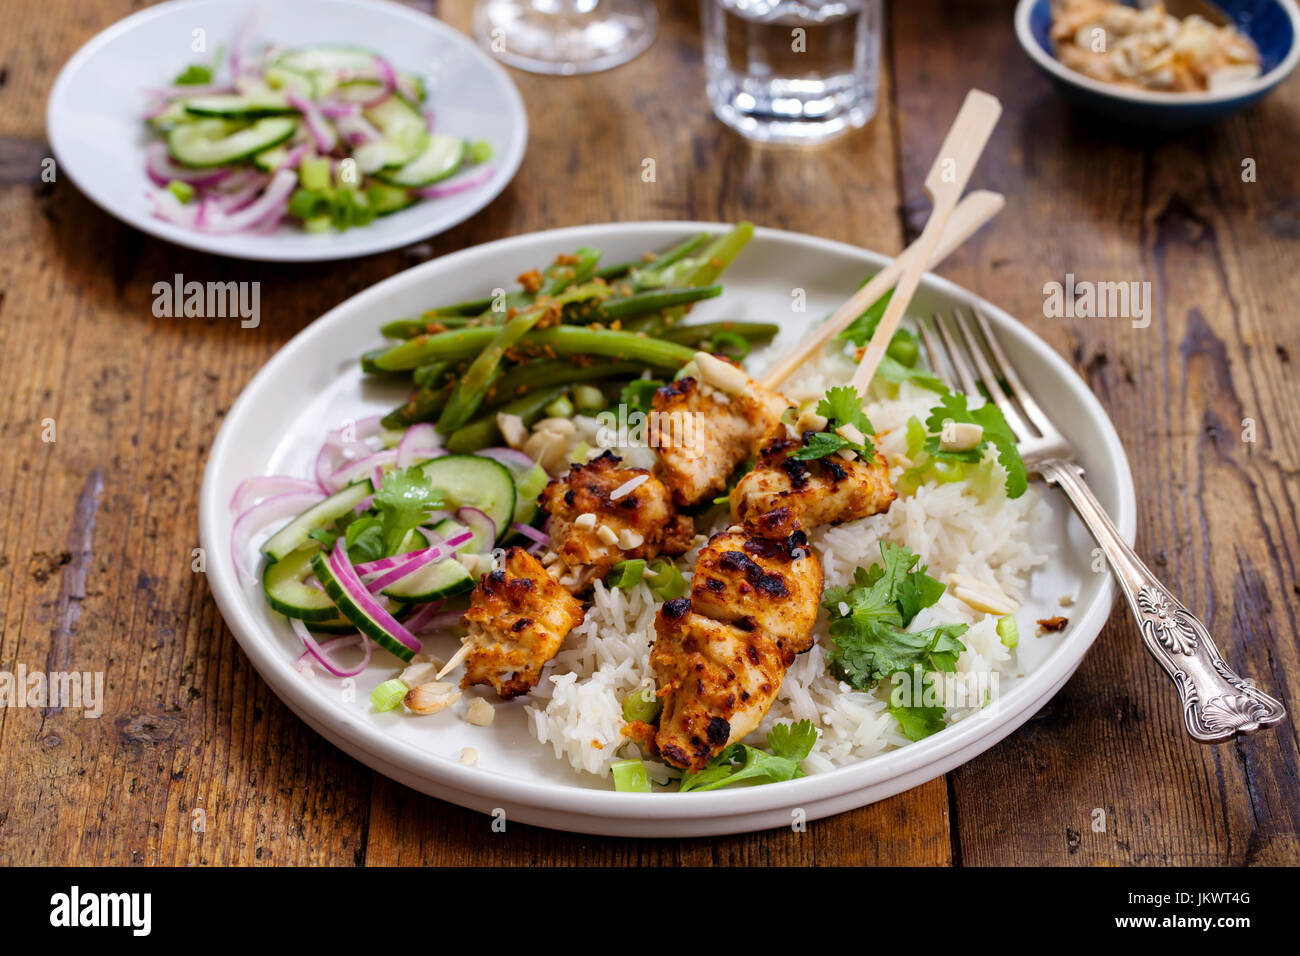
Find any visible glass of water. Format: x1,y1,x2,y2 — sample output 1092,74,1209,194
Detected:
701,0,882,145
474,0,658,75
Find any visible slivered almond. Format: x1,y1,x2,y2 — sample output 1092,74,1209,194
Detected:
399,662,440,688
617,528,644,550
596,524,619,546
939,421,983,452
465,697,495,727
573,511,598,530
694,351,749,395
497,413,527,449
403,681,461,715
949,573,1019,616
460,747,478,766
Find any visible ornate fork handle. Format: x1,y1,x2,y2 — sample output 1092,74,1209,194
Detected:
1036,459,1286,742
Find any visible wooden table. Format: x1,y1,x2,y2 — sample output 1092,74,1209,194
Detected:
1,0,1296,866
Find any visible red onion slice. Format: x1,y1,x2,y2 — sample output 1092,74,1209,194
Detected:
145,143,233,187
292,624,373,678
456,507,496,553
287,93,338,153
194,168,298,234
230,491,323,584
475,447,536,475
328,541,421,655
413,166,494,199
512,522,549,551
230,475,320,514
396,423,441,469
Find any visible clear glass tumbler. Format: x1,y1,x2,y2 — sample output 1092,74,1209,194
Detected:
701,0,882,145
473,0,658,75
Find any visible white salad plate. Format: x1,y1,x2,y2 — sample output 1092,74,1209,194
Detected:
46,0,527,261
198,222,1137,837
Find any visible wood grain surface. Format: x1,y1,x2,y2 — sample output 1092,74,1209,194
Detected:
0,0,1295,866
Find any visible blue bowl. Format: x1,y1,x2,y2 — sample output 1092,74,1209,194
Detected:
1015,0,1300,127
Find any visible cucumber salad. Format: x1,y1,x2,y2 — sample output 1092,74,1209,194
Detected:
144,33,492,234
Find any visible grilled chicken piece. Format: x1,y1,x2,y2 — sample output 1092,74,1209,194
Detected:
730,425,897,538
649,358,789,507
461,547,586,699
650,528,823,771
689,528,822,652
539,450,694,579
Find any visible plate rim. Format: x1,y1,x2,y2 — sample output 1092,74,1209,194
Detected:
198,220,1137,830
44,0,528,262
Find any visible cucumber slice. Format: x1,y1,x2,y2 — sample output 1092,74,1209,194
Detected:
380,557,474,603
375,134,467,187
261,480,373,563
310,551,415,662
354,96,429,172
263,545,337,621
276,46,380,75
182,92,295,119
168,116,298,167
432,517,490,556
367,184,416,216
252,145,289,172
264,64,317,97
417,455,515,543
511,463,550,527
148,101,190,130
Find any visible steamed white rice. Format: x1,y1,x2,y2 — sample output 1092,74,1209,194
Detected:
527,347,1054,781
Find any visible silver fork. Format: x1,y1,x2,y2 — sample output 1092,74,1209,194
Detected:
919,308,1286,743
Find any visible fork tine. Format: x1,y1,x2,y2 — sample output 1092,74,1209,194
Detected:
968,307,1061,441
933,313,981,396
917,315,956,391
949,308,1038,442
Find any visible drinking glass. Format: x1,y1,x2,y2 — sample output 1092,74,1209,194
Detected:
701,0,882,144
473,0,658,75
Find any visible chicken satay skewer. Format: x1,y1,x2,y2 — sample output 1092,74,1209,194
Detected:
849,89,1002,394
758,188,1004,390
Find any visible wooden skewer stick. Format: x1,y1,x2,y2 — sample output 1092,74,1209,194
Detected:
436,637,478,680
759,189,1005,390
849,89,1002,395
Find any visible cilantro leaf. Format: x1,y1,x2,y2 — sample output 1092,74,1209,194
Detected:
791,386,876,462
619,378,662,415
837,288,893,348
874,354,949,395
888,704,947,741
821,542,968,690
789,431,855,462
678,720,818,792
344,516,386,564
816,385,874,436
371,466,445,556
923,392,1027,499
173,63,213,85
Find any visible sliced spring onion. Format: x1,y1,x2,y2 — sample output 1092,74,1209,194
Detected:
997,615,1019,649
607,559,645,590
544,394,575,419
611,759,652,793
370,678,409,711
646,558,687,601
621,686,661,724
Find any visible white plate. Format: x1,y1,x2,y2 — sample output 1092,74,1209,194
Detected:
46,0,526,262
198,223,1137,836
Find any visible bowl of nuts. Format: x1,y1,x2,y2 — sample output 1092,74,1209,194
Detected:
1015,0,1300,126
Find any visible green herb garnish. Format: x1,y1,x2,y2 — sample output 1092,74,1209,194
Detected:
679,720,818,792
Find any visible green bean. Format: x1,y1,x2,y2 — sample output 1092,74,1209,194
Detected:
660,321,780,346
595,233,710,283
444,387,565,454
600,284,723,319
381,380,454,429
380,315,480,339
490,359,644,405
413,360,452,389
374,324,697,372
